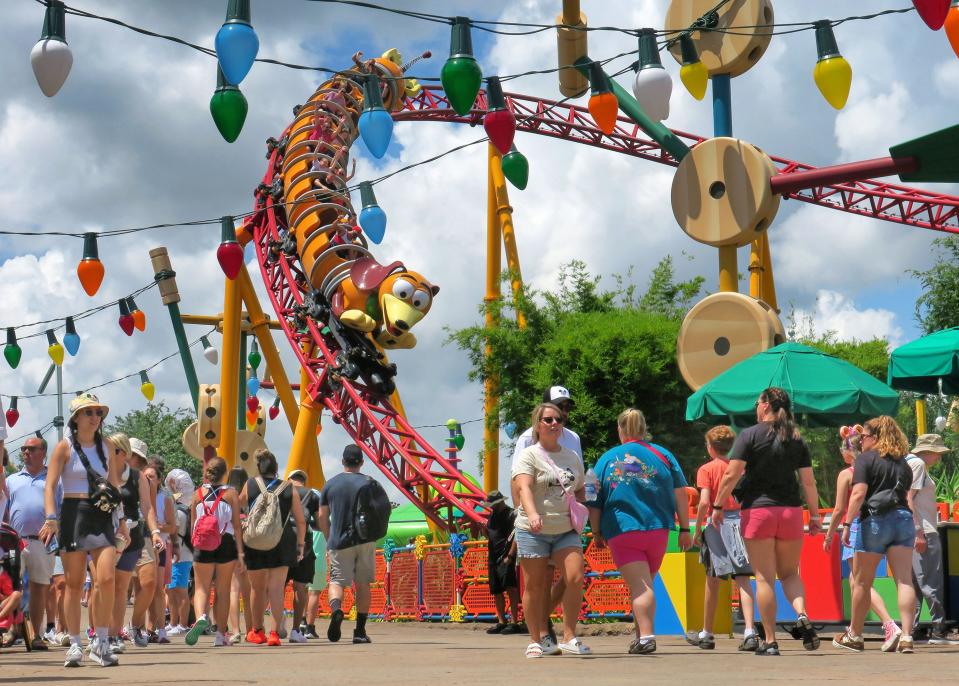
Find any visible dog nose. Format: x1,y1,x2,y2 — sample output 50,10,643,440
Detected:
395,320,410,330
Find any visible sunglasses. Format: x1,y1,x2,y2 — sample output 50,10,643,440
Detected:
81,408,104,418
20,446,41,454
540,416,564,425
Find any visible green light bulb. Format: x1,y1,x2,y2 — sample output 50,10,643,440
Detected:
248,340,262,371
501,145,529,190
4,327,21,369
210,66,248,142
441,17,483,115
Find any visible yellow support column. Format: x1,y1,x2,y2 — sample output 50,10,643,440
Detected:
289,397,325,488
236,264,301,433
748,239,763,301
916,398,928,436
484,144,503,494
218,277,242,467
489,148,527,329
759,232,778,312
718,246,738,293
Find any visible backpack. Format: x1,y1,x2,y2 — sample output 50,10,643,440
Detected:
175,503,194,553
243,477,291,551
346,477,391,545
192,486,227,552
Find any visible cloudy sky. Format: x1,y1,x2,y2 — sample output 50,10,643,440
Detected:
1,1,956,501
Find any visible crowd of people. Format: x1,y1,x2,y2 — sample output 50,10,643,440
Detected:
1,383,957,666
0,392,383,667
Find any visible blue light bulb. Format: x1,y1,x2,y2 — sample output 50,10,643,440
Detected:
358,108,394,159
247,376,260,396
64,332,80,356
215,1,259,86
504,421,517,439
357,181,387,244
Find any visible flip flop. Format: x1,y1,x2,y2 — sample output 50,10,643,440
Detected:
525,642,543,659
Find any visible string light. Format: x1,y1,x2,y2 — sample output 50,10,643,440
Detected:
201,335,218,364
587,61,618,135
812,20,853,110
483,76,516,155
248,339,261,370
500,144,529,190
77,232,105,296
31,0,73,97
358,181,387,244
5,397,20,428
358,74,394,159
912,0,950,30
247,375,260,396
139,370,155,401
5,328,22,369
632,28,672,123
678,34,708,101
246,396,259,412
217,215,244,279
46,330,64,366
117,299,135,336
945,1,959,58
127,296,146,332
269,396,280,420
210,66,248,143
215,0,259,86
63,316,81,356
441,17,483,115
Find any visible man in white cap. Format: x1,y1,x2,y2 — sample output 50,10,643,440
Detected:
128,438,149,470
906,434,958,643
509,385,582,653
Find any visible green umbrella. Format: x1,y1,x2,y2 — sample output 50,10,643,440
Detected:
888,326,959,394
686,342,899,427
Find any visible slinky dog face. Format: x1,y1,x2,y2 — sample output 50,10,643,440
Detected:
378,271,439,337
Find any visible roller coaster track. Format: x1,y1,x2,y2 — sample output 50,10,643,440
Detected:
397,86,959,234
251,85,959,536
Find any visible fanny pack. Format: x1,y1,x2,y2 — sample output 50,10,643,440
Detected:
865,488,900,518
75,445,121,514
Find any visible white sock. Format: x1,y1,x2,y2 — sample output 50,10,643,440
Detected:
640,634,655,643
699,630,713,639
744,628,757,638
95,627,108,642
70,634,82,646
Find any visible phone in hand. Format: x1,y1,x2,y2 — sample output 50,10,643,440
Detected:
45,535,59,554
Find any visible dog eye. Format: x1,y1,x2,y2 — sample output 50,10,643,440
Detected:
392,281,413,300
411,289,431,311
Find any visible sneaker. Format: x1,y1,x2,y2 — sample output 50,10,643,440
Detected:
246,628,266,645
546,623,558,645
501,623,522,635
898,636,915,653
628,637,657,654
685,631,714,649
926,628,959,645
327,609,344,643
89,638,118,667
213,632,232,647
881,622,902,653
110,637,126,654
486,622,508,635
43,628,56,643
147,630,159,643
30,636,49,651
832,630,864,653
298,622,309,637
739,634,760,652
352,632,372,644
266,631,281,647
166,625,187,637
305,624,320,639
794,614,820,651
540,634,562,656
755,640,780,656
157,629,170,645
55,631,71,647
64,643,84,668
230,631,242,645
289,629,308,644
132,627,149,648
186,616,209,647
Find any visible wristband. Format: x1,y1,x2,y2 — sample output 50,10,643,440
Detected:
678,527,690,533
45,514,58,521
151,529,161,536
712,503,723,511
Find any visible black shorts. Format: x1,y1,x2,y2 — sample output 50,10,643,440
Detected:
287,550,317,584
488,556,518,594
60,498,117,553
194,534,238,565
245,527,296,571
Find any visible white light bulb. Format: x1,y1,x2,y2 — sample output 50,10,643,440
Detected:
935,415,947,432
632,65,672,123
31,38,73,97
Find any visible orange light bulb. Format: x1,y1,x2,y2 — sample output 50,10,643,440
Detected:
946,1,959,59
77,233,104,296
588,92,619,134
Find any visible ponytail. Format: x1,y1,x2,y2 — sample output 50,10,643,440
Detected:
761,387,800,442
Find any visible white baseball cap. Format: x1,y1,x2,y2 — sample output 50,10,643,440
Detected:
543,386,574,405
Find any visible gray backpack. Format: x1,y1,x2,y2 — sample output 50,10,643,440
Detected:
242,477,291,550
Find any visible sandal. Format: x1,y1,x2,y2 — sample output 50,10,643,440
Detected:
794,615,820,651
525,642,544,659
558,637,592,656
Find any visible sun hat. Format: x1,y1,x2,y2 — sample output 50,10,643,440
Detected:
68,392,109,421
543,386,574,406
913,433,949,454
166,468,195,502
287,469,308,482
129,437,148,459
482,489,506,507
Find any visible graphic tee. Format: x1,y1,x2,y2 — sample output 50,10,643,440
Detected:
510,445,583,535
589,441,687,538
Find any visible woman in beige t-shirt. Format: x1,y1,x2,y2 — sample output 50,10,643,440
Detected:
511,402,589,658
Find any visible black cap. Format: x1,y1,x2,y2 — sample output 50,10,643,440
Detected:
342,444,364,466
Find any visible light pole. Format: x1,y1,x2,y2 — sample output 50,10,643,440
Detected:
38,362,64,442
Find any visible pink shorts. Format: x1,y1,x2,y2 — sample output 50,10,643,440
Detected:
607,529,669,575
740,506,804,541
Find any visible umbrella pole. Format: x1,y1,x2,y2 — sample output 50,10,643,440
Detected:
916,398,928,435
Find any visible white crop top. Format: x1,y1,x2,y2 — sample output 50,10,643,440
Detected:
61,441,112,494
194,484,234,536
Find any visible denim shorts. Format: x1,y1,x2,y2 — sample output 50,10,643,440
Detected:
854,508,915,554
515,529,581,559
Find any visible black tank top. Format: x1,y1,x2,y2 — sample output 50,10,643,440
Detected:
119,468,145,549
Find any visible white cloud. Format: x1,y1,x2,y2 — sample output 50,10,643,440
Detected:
790,290,903,347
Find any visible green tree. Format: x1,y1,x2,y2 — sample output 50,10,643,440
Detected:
911,235,959,333
105,402,201,484
447,258,708,475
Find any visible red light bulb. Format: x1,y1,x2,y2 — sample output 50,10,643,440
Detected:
118,299,135,336
913,0,950,29
246,396,259,412
483,76,516,155
217,216,244,279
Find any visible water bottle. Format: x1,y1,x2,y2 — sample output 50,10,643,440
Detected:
584,468,599,503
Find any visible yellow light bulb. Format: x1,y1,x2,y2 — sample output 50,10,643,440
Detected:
48,343,64,366
813,56,852,110
140,382,155,401
680,61,709,101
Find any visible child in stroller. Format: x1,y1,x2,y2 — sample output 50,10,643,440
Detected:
0,523,27,650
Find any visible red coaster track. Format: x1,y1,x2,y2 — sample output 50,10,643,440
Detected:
251,86,959,536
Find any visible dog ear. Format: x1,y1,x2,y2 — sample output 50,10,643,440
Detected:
430,284,440,296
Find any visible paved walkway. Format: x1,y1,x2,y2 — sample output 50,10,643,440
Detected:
6,623,959,685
